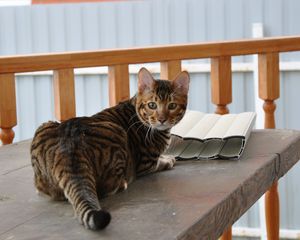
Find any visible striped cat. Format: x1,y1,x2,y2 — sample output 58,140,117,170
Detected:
30,67,190,230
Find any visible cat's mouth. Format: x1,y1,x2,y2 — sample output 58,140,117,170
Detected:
151,122,172,131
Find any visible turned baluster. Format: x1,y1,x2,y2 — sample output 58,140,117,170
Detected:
220,228,232,240
211,56,233,240
160,60,182,80
53,69,76,121
258,52,280,240
0,74,17,145
211,56,232,115
108,65,130,107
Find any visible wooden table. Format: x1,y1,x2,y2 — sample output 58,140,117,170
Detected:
1,129,300,240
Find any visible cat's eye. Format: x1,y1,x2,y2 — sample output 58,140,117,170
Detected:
168,103,177,110
148,102,157,109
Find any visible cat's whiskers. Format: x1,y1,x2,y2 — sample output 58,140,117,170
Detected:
126,120,142,133
145,126,153,144
136,123,146,134
128,113,138,123
150,127,155,143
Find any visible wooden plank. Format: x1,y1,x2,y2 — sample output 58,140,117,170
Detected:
211,56,232,115
160,60,181,80
0,36,300,74
108,65,130,106
0,74,17,145
0,130,300,239
53,69,76,121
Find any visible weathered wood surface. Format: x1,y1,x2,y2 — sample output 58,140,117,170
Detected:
0,130,300,240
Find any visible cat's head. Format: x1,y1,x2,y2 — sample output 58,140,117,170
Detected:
135,67,190,131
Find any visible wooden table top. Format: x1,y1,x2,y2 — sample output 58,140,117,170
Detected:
1,129,300,240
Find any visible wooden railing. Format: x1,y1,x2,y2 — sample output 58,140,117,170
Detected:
1,35,300,239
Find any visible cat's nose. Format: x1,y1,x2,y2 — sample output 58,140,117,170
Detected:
158,118,167,124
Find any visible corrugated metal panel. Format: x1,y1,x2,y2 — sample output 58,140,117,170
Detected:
1,0,300,234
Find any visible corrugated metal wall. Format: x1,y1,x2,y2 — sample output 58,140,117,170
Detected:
1,0,300,235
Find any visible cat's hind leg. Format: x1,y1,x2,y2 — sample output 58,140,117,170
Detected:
34,174,66,201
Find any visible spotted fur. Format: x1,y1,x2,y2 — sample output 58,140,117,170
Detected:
30,68,190,230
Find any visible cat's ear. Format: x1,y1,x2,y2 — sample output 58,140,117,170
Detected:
173,71,190,95
138,67,155,93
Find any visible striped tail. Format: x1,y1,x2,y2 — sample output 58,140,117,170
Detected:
60,178,111,230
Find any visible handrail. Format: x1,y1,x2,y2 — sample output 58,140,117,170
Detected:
0,35,300,74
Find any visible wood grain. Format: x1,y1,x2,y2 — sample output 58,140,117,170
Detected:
258,52,280,240
265,181,279,240
211,56,232,115
0,128,15,145
258,52,280,101
108,65,130,106
263,100,276,129
219,228,232,240
160,60,181,80
53,69,76,121
211,56,232,238
0,36,300,74
259,52,279,129
0,74,17,145
0,74,17,128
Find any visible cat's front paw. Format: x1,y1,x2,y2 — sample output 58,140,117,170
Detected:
156,155,176,171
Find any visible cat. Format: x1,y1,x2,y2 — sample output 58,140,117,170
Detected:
30,67,190,230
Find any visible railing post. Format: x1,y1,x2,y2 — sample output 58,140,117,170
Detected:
211,56,232,240
220,228,232,240
211,56,232,115
0,74,17,145
108,64,130,107
53,69,76,121
258,52,280,240
160,60,182,80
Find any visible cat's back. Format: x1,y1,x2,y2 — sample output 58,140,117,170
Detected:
31,115,127,154
31,100,133,160
92,99,135,127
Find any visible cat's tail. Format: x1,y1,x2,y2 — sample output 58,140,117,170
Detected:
59,176,111,230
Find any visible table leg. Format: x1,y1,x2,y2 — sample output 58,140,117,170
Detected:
265,181,279,240
220,227,232,240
